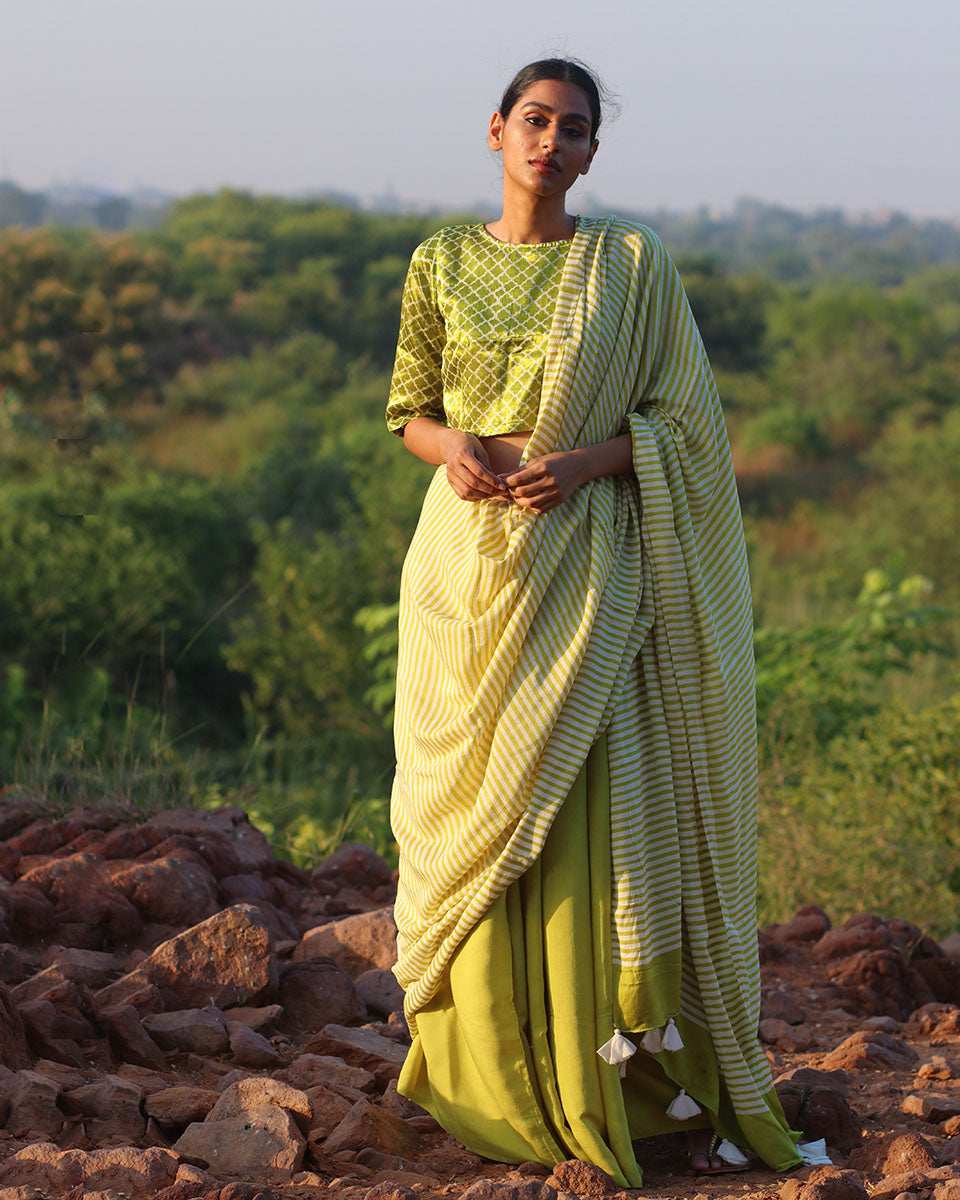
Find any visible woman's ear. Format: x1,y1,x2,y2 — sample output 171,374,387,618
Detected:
580,138,600,175
488,110,505,152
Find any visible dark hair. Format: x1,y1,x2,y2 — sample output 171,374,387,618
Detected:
498,58,606,141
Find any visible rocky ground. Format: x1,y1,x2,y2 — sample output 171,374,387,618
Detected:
1,798,959,1200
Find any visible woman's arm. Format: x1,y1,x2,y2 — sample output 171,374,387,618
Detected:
402,417,511,503
501,434,632,513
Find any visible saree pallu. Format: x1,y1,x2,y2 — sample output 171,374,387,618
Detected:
389,216,802,1184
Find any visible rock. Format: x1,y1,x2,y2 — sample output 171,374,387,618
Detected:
848,1132,938,1175
3,1070,65,1138
12,954,119,1003
901,1093,960,1122
863,1015,903,1034
545,1159,621,1197
780,1166,869,1200
305,1023,408,1073
0,943,24,984
174,1106,305,1183
60,1074,147,1142
294,908,398,977
18,853,142,946
946,1116,960,1137
942,935,960,959
305,1082,355,1138
460,1183,558,1200
762,988,807,1025
219,1185,279,1200
870,1166,960,1200
109,855,218,926
322,1098,422,1158
942,1137,960,1164
813,916,897,961
917,1056,958,1080
760,1017,810,1051
0,981,32,1069
146,808,274,875
821,1030,919,1071
278,959,366,1032
94,974,164,1015
220,873,272,904
145,1086,221,1129
207,1077,313,1131
380,1078,428,1120
312,843,394,891
774,1068,862,1153
933,1180,960,1200
0,1144,180,1198
766,907,832,945
909,1004,960,1037
912,957,960,1005
102,903,277,1011
356,968,406,1019
1,882,58,937
226,1019,281,1067
276,1052,375,1093
18,999,84,1066
831,949,935,1020
144,1008,230,1055
363,1185,419,1200
98,1003,167,1070
222,1003,283,1033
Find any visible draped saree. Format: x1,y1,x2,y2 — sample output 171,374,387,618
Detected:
388,216,802,1185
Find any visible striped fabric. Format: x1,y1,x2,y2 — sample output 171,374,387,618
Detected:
391,215,775,1131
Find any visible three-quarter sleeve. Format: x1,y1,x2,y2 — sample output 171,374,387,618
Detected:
386,243,447,435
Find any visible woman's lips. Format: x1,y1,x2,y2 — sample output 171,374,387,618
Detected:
530,158,560,173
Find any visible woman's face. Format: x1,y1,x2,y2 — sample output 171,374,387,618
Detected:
488,79,599,199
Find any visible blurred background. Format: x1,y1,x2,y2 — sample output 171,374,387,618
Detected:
1,0,958,932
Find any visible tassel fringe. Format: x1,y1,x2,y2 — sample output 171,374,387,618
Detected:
596,1027,637,1077
640,1016,685,1055
666,1088,703,1119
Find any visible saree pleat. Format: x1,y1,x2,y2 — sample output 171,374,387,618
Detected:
399,734,800,1185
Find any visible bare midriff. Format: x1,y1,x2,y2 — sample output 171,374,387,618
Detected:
478,431,533,475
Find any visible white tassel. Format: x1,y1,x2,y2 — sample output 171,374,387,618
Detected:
596,1028,637,1077
640,1027,663,1053
797,1139,832,1165
715,1138,750,1166
661,1017,684,1051
666,1088,703,1119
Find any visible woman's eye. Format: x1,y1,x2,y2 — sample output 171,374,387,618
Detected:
563,128,584,138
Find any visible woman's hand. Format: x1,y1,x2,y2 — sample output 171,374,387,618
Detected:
500,450,589,513
442,429,511,503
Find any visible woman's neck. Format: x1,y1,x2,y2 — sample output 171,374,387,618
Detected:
485,190,576,244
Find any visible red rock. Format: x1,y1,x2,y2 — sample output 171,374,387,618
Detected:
942,1137,960,1165
61,1073,146,1142
0,981,32,1069
144,1009,229,1055
760,1017,810,1051
276,1052,375,1093
780,1166,869,1200
219,1185,279,1200
243,899,299,943
278,959,366,1032
305,1083,355,1138
221,1003,282,1032
356,968,405,1019
774,1068,862,1153
363,1184,419,1200
946,1116,960,1137
294,907,398,977
0,942,24,984
545,1159,621,1197
312,843,393,891
145,1085,221,1129
762,988,807,1024
109,855,218,926
830,949,935,1019
7,821,67,856
820,1030,918,1071
146,808,274,875
174,1105,305,1183
97,1003,167,1070
901,1093,960,1122
912,957,960,1005
208,1077,312,1128
226,1019,281,1067
461,1182,558,1200
380,1079,428,1120
870,1166,960,1200
2,881,58,936
322,1098,422,1158
917,1055,957,1080
305,1023,408,1088
814,917,897,962
101,903,277,1011
220,873,272,904
909,1003,960,1037
101,824,166,859
3,1069,65,1138
847,1132,938,1174
19,998,84,1065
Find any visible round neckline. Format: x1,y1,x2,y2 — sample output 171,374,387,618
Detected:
477,216,578,247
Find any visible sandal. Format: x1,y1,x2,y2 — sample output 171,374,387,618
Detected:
688,1130,751,1174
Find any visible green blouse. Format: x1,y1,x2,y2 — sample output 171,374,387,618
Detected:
386,222,573,437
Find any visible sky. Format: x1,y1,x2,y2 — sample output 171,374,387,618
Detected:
2,0,958,219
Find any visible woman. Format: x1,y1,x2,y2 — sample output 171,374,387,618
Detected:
384,58,805,1187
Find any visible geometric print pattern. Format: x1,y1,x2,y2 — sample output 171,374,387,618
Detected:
386,222,571,437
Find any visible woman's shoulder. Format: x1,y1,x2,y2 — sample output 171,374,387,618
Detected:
408,221,485,263
580,214,669,264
